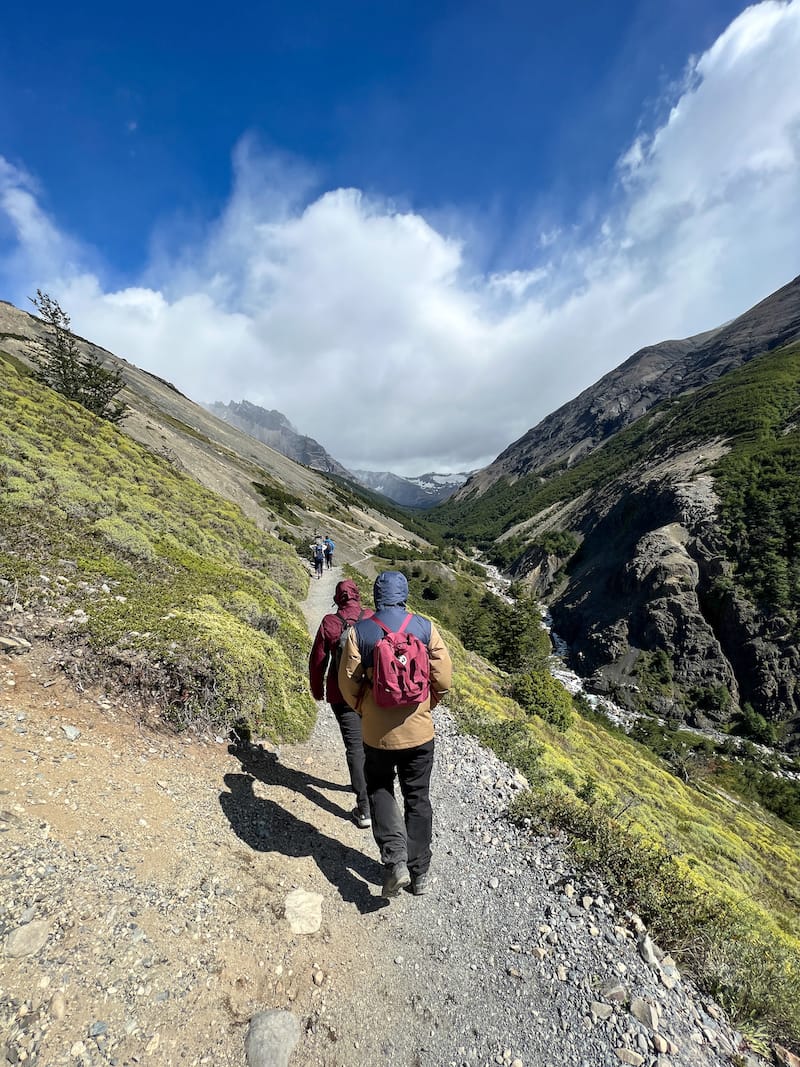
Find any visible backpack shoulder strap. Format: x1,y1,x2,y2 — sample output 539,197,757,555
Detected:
374,613,412,636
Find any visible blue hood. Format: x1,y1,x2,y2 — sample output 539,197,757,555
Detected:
373,570,408,609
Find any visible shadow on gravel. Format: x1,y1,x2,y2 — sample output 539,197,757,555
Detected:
228,741,351,820
220,772,388,914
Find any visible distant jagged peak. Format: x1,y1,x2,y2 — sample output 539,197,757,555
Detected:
209,399,297,434
352,468,470,508
204,399,351,478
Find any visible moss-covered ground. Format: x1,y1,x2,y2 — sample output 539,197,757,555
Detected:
0,352,316,741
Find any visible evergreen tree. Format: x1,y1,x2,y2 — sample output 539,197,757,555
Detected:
29,290,127,422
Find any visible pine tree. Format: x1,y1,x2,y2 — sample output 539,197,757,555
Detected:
29,290,127,422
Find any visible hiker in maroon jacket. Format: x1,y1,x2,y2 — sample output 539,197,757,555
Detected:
309,579,373,828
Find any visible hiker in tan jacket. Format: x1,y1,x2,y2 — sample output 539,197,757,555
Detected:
338,570,452,898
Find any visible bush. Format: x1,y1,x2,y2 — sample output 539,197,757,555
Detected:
510,670,573,731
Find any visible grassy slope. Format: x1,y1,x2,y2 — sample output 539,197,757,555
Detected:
0,351,316,740
442,637,800,1039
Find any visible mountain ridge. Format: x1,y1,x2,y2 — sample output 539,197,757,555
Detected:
460,273,800,498
352,468,469,508
205,398,353,480
432,275,800,745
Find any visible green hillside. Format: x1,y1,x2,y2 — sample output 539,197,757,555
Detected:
0,350,316,740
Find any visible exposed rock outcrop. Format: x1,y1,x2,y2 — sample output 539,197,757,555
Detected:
525,457,800,739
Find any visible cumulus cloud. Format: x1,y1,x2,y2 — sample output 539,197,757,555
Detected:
1,0,800,475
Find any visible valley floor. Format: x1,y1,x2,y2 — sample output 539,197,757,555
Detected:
1,567,747,1066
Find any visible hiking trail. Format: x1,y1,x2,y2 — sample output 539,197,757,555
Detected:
1,565,746,1066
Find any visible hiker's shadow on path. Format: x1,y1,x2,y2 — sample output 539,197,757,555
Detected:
220,772,387,915
228,741,351,821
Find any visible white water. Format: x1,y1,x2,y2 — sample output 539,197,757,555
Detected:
473,554,637,729
471,554,799,778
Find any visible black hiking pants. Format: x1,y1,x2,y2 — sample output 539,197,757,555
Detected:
363,739,434,877
331,702,368,812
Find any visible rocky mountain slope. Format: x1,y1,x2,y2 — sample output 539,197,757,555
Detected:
206,399,353,479
352,468,469,508
459,274,800,497
0,301,416,564
433,276,800,745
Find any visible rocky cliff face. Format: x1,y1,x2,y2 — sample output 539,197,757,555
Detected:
206,400,352,478
462,274,800,497
478,275,800,746
510,438,800,744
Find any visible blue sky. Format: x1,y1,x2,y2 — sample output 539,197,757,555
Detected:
1,1,800,473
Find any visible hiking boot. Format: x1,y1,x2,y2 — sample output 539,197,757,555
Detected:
410,873,429,896
352,806,371,829
381,862,411,898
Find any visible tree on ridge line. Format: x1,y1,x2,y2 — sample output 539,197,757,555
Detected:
29,289,128,423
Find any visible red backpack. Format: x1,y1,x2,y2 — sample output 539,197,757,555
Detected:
372,614,430,708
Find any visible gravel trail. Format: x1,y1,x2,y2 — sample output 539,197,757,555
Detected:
0,565,745,1067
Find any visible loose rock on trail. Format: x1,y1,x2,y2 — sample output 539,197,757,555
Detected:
1,566,746,1066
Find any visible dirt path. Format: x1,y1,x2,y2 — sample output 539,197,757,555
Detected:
1,568,744,1067
0,566,419,1066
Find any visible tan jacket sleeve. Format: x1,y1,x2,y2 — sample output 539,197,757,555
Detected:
337,627,366,712
427,624,452,708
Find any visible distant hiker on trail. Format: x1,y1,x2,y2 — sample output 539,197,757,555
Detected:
338,570,452,899
323,536,335,569
309,579,373,829
312,541,325,579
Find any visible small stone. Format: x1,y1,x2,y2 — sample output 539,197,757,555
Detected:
774,1044,800,1067
590,1002,614,1021
312,970,324,986
61,724,81,741
652,1035,669,1054
245,1009,300,1067
284,890,323,935
630,997,659,1031
0,635,32,653
614,1050,644,1066
145,1033,160,1055
628,912,646,934
638,934,660,968
556,965,567,981
601,982,628,1002
488,877,500,890
5,920,51,958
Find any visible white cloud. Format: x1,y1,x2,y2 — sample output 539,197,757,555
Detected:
2,1,800,476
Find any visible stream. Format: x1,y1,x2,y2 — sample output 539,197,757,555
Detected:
475,557,800,780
